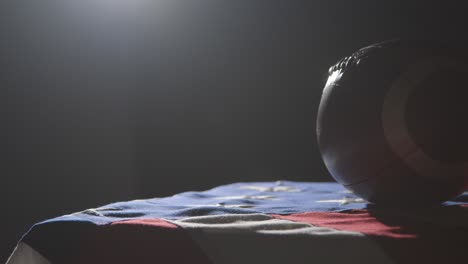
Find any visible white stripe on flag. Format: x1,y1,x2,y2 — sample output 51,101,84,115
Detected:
171,213,394,264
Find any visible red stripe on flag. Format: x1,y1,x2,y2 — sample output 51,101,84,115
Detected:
273,208,468,263
111,218,178,229
273,210,416,238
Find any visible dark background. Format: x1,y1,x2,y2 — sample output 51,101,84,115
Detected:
1,0,466,262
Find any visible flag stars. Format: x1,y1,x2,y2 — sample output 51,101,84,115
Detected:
316,197,366,205
215,203,255,209
215,195,277,200
80,207,120,217
240,184,300,193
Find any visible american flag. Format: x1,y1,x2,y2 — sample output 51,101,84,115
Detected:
7,181,468,264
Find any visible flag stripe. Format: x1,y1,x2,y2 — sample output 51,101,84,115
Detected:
170,213,392,264
273,210,415,238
